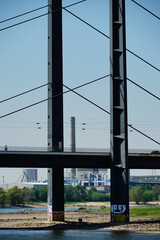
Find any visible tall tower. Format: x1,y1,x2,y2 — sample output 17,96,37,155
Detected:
47,0,64,221
110,0,129,222
70,117,76,180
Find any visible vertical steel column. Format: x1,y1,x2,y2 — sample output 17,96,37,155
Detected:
48,0,64,221
70,117,76,180
70,117,76,153
110,0,129,222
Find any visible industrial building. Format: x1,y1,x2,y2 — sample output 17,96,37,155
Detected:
0,168,46,190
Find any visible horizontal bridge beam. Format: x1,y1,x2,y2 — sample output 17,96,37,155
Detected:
0,151,109,168
0,151,160,169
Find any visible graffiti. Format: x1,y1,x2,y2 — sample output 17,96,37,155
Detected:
47,205,52,214
47,205,64,221
111,204,128,222
53,211,64,221
111,204,126,214
112,214,127,222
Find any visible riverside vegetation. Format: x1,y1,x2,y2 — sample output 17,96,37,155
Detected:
0,184,160,207
0,203,160,230
0,185,160,230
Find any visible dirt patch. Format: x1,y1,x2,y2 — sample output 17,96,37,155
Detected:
0,208,160,231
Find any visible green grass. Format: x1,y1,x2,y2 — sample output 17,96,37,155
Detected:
130,206,160,219
65,201,88,205
74,206,160,219
23,201,47,205
76,207,110,214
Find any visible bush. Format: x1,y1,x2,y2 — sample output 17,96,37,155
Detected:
90,192,110,202
153,185,160,200
129,184,158,204
73,185,87,202
65,185,111,202
0,187,6,206
65,185,75,202
39,186,47,202
87,187,110,202
33,189,40,202
142,190,155,203
65,185,87,202
7,186,24,206
23,187,35,204
87,187,97,201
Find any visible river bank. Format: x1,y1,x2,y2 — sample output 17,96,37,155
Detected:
0,202,160,231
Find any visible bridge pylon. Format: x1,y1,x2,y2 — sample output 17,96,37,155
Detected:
110,0,129,222
47,0,64,221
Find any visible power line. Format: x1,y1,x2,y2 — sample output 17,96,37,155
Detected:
0,83,50,104
127,78,160,101
0,74,109,119
0,5,49,24
0,0,87,32
131,0,160,20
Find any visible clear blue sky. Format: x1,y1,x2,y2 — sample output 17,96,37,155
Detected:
0,0,159,183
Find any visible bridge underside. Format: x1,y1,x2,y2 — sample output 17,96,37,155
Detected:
0,151,160,169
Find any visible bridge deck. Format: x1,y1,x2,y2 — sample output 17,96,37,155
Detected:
0,151,159,169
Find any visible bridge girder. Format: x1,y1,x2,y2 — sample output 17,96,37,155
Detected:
0,151,159,169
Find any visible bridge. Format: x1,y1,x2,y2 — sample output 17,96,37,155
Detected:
0,150,160,169
0,0,159,224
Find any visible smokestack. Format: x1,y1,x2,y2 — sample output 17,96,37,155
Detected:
70,117,76,152
70,117,76,180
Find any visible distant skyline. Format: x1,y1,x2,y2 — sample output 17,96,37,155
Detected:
0,0,159,183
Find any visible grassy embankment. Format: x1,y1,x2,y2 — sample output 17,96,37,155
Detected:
75,206,160,220
130,206,160,220
23,201,160,220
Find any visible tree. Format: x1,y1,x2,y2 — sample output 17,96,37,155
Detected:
132,185,143,204
153,185,160,200
0,187,6,206
142,190,155,203
90,192,110,202
143,184,152,191
129,185,157,204
65,185,75,202
73,185,87,202
129,188,135,202
39,186,47,202
87,187,110,202
33,189,40,202
23,187,35,204
7,186,24,206
87,187,97,201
